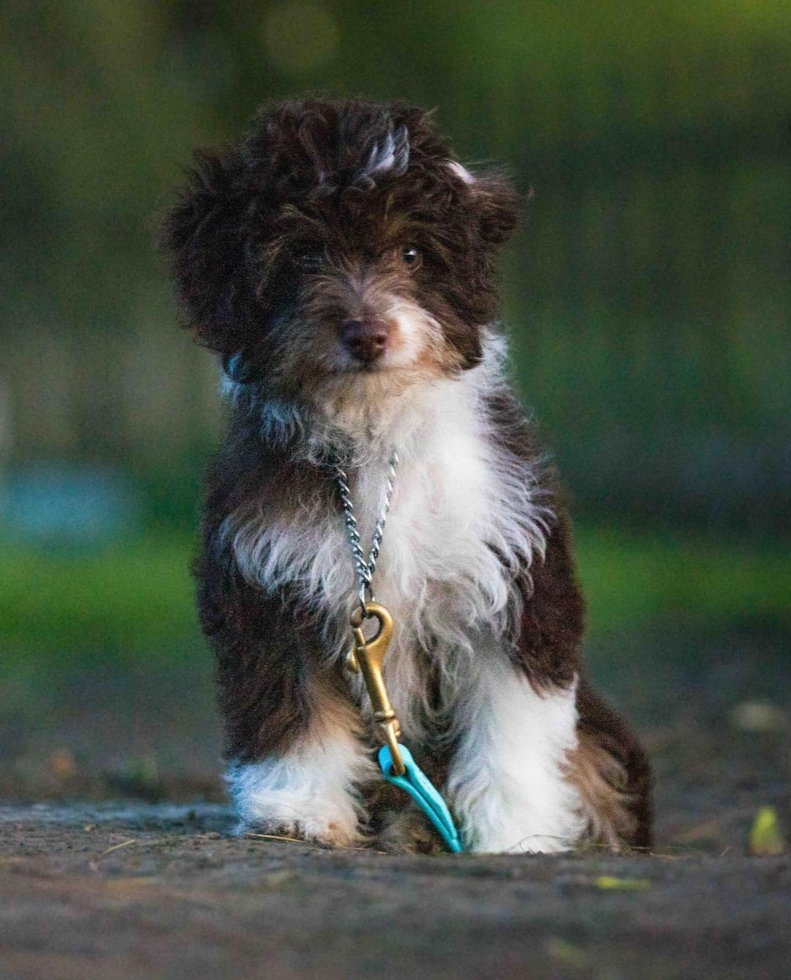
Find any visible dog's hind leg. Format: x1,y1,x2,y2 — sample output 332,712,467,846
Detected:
564,679,653,852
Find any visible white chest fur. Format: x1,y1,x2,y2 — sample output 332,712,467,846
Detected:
225,344,550,733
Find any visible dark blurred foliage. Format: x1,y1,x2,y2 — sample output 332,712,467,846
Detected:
2,0,790,533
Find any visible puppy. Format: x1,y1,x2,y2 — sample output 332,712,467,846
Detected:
162,97,652,853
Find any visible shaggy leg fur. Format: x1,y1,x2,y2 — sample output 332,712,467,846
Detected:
446,655,587,853
565,680,654,851
226,698,377,846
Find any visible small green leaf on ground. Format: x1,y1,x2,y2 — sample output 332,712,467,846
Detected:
547,938,590,969
262,871,302,889
749,807,786,856
595,876,652,891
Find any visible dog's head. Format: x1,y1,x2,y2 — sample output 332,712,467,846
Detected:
163,98,518,410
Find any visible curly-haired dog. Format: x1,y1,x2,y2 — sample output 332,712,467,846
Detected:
162,97,652,853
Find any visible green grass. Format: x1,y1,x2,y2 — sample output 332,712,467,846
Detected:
1,528,789,667
576,527,791,633
0,533,200,664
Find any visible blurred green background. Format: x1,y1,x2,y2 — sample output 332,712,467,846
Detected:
1,1,790,801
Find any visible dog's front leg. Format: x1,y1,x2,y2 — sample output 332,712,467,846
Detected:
446,655,587,854
226,686,376,846
199,549,376,847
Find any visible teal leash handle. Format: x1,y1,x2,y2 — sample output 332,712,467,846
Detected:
378,744,463,853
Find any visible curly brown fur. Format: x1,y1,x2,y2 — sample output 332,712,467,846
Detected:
163,97,517,397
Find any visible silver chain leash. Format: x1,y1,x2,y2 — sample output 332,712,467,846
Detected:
332,448,461,848
334,451,399,613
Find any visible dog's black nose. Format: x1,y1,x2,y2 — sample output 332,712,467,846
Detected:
341,319,390,363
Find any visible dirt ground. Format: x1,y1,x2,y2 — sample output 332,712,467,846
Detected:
1,623,790,979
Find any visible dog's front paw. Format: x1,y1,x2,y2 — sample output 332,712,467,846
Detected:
235,811,359,848
227,760,362,848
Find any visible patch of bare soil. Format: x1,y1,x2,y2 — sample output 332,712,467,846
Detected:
1,623,789,978
1,803,789,980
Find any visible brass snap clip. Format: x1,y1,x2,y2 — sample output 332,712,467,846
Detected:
347,602,406,776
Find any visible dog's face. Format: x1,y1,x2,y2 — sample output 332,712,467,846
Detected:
163,99,518,408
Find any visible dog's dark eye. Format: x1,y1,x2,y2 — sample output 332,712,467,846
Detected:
402,246,421,269
295,248,324,273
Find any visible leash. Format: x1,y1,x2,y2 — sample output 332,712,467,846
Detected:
333,453,463,853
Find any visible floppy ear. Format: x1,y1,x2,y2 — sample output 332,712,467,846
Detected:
449,162,520,248
161,149,252,353
472,171,520,248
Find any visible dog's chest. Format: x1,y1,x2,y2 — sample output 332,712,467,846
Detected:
351,426,495,615
229,375,546,669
